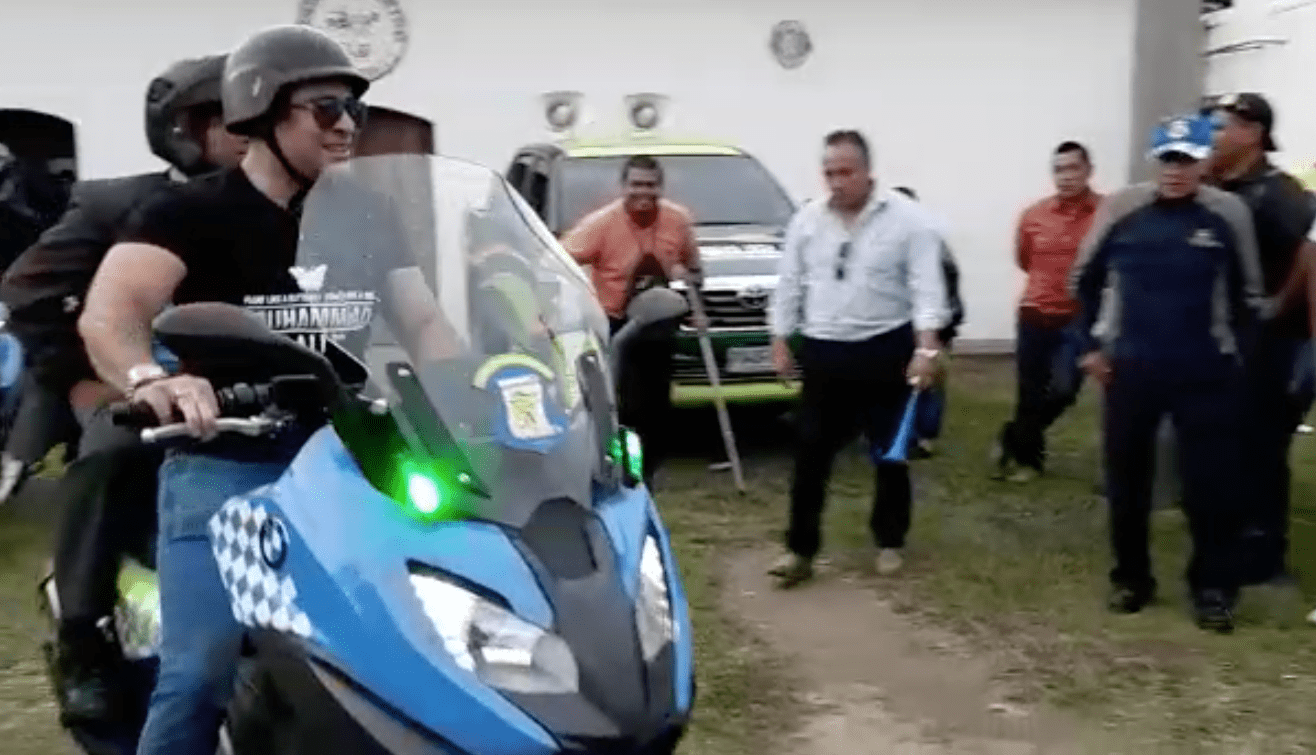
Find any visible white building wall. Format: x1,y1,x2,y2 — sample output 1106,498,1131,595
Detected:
1204,0,1316,175
0,0,1137,341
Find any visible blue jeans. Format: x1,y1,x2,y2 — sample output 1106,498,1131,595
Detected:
1005,318,1085,469
136,452,289,755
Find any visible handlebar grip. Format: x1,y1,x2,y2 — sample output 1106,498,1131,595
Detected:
108,381,275,429
217,383,273,417
109,401,160,429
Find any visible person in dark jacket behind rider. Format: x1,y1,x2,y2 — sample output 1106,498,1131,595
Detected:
1071,113,1264,634
1206,92,1316,587
0,53,247,725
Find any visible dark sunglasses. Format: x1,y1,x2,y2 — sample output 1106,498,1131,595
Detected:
291,95,368,131
835,240,851,281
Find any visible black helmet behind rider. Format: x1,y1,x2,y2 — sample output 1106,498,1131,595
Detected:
144,54,228,177
222,25,370,194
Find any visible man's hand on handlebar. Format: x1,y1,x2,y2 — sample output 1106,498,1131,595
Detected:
132,375,221,440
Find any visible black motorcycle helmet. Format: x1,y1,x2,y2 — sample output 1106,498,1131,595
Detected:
144,54,228,177
222,25,370,192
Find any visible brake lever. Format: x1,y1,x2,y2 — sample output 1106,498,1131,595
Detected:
140,415,287,445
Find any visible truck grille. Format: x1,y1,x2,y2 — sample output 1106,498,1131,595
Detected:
684,289,769,331
671,353,774,384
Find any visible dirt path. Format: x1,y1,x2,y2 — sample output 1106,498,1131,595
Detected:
724,550,1111,755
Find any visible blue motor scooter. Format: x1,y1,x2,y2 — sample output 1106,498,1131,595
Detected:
43,154,697,755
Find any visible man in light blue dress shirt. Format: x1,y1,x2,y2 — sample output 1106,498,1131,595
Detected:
767,130,949,587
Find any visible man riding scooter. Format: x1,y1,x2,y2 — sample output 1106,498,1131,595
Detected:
78,26,464,755
0,52,247,726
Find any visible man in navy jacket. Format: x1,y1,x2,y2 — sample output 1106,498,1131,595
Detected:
1070,113,1264,634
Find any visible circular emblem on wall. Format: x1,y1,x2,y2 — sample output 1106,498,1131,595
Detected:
258,516,290,570
769,20,813,69
297,0,410,81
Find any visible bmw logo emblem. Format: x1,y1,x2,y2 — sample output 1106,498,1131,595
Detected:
258,517,289,570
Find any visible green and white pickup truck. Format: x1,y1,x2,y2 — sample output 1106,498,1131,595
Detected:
505,136,801,404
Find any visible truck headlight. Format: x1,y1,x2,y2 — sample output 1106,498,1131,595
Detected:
409,571,579,694
636,535,674,660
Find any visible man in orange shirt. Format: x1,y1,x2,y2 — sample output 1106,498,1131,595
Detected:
995,141,1101,481
561,154,702,486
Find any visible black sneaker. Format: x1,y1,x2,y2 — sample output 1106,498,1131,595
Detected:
1107,584,1154,614
1193,590,1235,634
54,621,121,725
768,553,814,588
908,439,934,460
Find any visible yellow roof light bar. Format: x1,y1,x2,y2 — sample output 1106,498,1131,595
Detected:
564,143,742,158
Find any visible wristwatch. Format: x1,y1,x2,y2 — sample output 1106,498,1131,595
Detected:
915,347,941,360
126,363,168,393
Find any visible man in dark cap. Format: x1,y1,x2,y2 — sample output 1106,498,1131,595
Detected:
1208,92,1316,587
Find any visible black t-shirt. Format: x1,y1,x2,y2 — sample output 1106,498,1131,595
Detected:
121,167,302,309
120,166,413,358
1218,162,1316,337
121,166,419,458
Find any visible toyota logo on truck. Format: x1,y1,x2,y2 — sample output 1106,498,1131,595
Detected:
737,286,769,311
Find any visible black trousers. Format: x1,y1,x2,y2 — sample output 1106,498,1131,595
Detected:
52,403,161,624
1239,330,1310,583
1006,319,1084,469
4,372,78,463
786,327,914,560
610,317,674,484
1103,358,1245,598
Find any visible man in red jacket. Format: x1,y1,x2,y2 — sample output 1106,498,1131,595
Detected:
995,141,1102,481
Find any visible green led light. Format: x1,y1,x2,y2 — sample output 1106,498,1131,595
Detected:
408,472,442,515
394,456,458,524
623,429,644,481
609,434,624,465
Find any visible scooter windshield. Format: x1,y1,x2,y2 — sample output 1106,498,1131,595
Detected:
295,154,614,528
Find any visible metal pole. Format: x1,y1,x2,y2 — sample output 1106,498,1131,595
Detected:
684,288,746,492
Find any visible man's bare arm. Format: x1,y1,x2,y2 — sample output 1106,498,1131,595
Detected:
78,242,186,394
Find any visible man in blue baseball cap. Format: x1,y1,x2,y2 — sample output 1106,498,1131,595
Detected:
1069,113,1265,633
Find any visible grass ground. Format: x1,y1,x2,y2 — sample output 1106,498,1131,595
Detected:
662,354,1316,754
1,355,1315,753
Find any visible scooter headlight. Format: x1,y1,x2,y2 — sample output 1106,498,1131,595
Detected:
409,572,579,694
636,535,674,660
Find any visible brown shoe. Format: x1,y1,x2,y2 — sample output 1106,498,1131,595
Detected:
768,553,813,588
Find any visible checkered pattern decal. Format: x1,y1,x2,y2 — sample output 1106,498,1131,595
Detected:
209,498,314,638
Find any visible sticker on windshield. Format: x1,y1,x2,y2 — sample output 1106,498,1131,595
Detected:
488,367,567,453
554,330,599,410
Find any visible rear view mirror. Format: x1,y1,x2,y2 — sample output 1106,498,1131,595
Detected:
624,287,689,330
608,288,690,387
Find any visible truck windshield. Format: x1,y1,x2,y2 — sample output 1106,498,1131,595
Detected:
554,154,795,233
